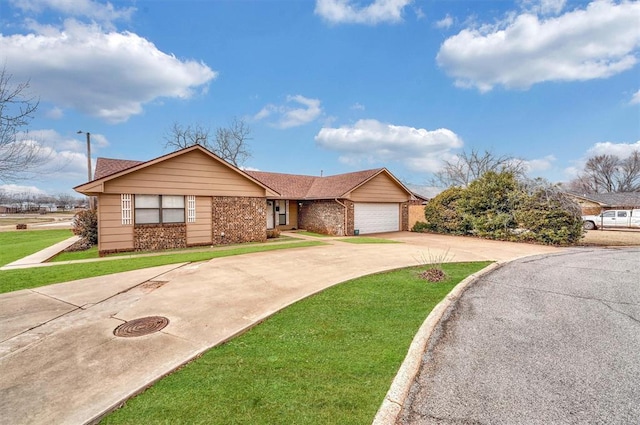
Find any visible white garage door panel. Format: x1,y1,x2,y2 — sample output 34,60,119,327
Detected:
354,203,400,234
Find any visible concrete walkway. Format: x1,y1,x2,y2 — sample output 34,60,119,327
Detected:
0,232,562,425
1,236,80,270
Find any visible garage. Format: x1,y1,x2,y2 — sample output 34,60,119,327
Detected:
354,203,400,234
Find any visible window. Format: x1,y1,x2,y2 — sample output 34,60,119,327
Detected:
602,211,615,218
134,195,185,224
617,211,627,218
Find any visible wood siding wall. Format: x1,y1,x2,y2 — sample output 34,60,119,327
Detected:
408,204,425,230
276,201,299,230
98,193,134,253
350,173,410,202
103,150,265,197
187,196,212,246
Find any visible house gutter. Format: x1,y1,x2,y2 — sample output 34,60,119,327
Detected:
334,199,348,236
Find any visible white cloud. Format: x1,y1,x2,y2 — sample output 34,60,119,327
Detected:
630,89,640,105
350,102,365,111
586,140,640,158
437,0,640,92
315,0,413,25
522,155,556,173
45,106,64,119
255,95,323,128
0,184,47,196
435,15,453,29
1,20,216,123
8,130,110,184
314,119,463,172
564,140,640,178
520,0,567,16
11,0,134,28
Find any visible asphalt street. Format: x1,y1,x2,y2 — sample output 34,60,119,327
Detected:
399,247,640,424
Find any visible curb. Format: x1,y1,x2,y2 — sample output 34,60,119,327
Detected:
371,261,503,424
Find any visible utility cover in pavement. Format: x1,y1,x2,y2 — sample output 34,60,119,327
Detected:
113,316,169,337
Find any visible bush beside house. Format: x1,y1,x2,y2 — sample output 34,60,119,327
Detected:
413,172,584,245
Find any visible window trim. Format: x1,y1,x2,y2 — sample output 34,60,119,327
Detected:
134,194,186,225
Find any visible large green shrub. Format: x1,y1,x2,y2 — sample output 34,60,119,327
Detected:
421,172,584,245
421,187,468,234
514,185,584,245
457,171,521,238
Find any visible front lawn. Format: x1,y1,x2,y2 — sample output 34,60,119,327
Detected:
0,241,325,294
0,229,73,266
50,235,298,262
103,261,491,425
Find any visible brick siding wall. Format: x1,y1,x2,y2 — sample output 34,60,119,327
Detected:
212,196,267,245
299,200,345,236
134,223,187,251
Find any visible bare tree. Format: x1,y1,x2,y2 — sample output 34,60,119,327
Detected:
431,148,526,188
568,151,640,193
0,66,49,183
163,122,212,151
163,117,252,167
214,117,252,167
56,193,78,210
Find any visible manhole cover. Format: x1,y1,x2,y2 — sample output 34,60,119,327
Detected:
114,316,169,337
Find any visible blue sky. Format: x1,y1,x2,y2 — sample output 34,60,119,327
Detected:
1,0,639,197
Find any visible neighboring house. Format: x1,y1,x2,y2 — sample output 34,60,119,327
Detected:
566,192,640,215
74,145,417,255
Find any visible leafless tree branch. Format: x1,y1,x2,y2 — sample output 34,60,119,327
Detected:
0,66,49,183
431,148,526,188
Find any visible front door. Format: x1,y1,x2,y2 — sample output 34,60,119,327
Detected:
267,200,275,229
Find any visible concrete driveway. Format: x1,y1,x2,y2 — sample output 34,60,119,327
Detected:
0,232,560,425
398,247,640,424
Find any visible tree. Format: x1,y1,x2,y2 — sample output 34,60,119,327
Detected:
0,66,48,183
568,151,640,193
164,117,252,167
431,148,526,188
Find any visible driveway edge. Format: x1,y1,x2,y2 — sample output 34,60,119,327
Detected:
371,261,503,424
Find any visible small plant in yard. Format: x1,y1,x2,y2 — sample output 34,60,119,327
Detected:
72,209,98,247
266,228,281,239
414,249,454,282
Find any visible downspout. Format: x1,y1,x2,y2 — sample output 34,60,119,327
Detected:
334,199,347,236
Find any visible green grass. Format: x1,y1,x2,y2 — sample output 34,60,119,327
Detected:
0,229,73,266
0,241,325,294
50,246,100,261
102,262,491,425
50,235,298,262
336,237,401,244
295,231,332,237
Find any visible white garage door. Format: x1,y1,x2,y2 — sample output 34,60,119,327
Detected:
354,203,400,234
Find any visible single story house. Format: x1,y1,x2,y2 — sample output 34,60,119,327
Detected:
74,145,418,255
566,192,640,215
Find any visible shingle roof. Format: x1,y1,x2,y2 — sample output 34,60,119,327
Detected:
568,192,640,208
93,158,143,180
91,152,407,201
245,168,384,199
244,171,317,198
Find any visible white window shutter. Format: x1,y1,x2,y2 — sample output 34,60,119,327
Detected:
121,194,132,225
187,195,196,223
285,200,289,225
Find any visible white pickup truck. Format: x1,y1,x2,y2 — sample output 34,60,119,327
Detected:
582,209,640,230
